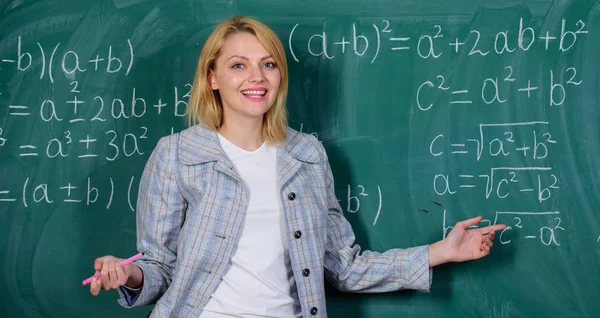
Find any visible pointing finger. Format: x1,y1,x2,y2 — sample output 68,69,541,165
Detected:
456,216,483,229
482,224,507,234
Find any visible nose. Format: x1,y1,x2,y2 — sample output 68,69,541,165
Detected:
248,64,265,83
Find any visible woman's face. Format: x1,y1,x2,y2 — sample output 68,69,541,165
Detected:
209,32,281,124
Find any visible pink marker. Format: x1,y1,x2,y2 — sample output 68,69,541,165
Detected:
82,252,144,286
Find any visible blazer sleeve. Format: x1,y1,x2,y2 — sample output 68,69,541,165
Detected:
316,137,433,293
117,135,187,307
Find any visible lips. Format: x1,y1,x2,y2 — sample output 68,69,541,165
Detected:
241,89,267,97
241,88,268,101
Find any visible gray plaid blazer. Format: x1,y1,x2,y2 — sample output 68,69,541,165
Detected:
117,125,431,317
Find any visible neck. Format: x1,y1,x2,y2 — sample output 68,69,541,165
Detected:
218,117,264,151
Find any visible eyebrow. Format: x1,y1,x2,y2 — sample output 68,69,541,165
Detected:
226,55,273,61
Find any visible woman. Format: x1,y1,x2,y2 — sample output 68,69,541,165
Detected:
90,15,506,317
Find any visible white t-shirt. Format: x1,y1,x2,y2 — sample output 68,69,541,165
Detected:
200,134,301,318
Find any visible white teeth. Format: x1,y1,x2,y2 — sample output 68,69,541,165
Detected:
242,90,266,96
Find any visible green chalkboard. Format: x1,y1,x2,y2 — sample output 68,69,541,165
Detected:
1,0,599,317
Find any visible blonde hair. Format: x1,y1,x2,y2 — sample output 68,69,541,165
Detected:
187,15,288,143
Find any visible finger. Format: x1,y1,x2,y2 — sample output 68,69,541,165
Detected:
100,261,110,291
115,264,126,287
483,244,491,254
91,275,101,296
484,235,493,244
484,237,493,248
456,216,483,229
122,263,131,278
96,276,103,294
108,262,118,289
482,224,507,234
94,258,103,272
489,231,496,240
475,245,486,259
91,277,102,296
479,242,490,254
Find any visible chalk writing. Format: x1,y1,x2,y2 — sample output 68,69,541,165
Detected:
289,18,588,63
0,176,135,211
442,209,563,246
416,68,582,110
345,184,383,226
429,122,556,161
0,37,134,82
10,85,192,123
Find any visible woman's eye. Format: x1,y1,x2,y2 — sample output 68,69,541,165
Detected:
232,63,244,69
264,62,276,68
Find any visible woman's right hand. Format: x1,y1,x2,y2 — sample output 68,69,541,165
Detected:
90,255,133,296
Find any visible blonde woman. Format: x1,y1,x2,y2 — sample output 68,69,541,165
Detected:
90,16,506,317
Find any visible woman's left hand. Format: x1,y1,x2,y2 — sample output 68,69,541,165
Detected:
429,216,506,266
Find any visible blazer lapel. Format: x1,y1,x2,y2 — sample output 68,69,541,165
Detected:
178,125,321,187
277,128,321,189
178,125,241,181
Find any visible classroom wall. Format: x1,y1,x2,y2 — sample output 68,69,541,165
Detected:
1,1,599,317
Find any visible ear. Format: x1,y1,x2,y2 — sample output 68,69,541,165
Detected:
209,71,218,90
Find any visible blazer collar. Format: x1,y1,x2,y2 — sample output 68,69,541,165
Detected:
178,125,321,165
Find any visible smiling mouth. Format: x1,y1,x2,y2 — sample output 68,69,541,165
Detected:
241,89,267,98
